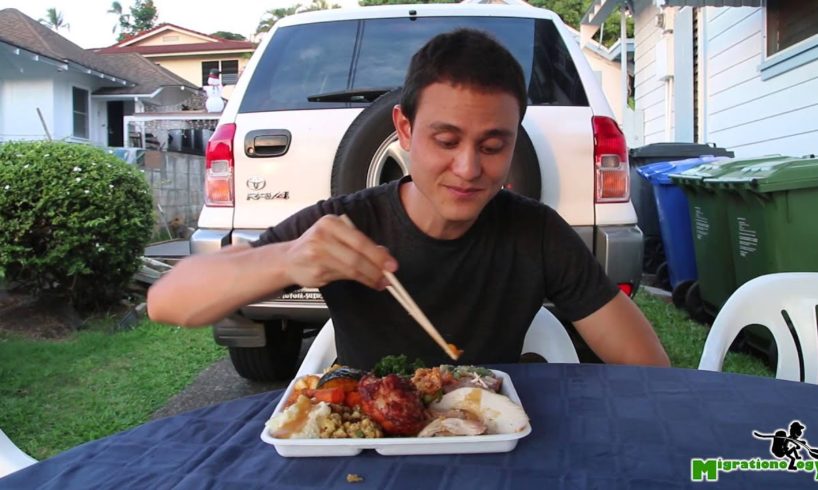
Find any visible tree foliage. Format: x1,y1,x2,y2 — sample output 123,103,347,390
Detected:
256,0,341,34
39,8,69,32
528,0,633,47
210,31,247,41
108,0,159,41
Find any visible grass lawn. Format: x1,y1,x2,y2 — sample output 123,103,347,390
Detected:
0,319,226,460
0,289,773,462
634,288,773,377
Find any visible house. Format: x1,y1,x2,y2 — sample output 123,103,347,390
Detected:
582,0,818,157
565,25,635,137
96,24,256,100
0,8,198,147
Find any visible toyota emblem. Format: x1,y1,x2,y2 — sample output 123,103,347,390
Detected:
246,177,266,191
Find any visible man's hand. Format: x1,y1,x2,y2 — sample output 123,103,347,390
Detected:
573,292,671,367
282,215,398,290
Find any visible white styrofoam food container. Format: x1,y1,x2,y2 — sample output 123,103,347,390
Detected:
260,369,531,457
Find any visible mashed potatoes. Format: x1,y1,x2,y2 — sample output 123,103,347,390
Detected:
266,395,331,439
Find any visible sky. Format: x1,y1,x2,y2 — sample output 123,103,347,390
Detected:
4,0,359,48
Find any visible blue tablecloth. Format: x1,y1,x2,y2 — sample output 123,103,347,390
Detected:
3,364,818,489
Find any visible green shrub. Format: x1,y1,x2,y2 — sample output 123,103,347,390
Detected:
0,141,154,310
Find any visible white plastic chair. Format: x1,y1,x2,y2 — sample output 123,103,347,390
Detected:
0,428,37,478
698,273,818,384
295,306,579,377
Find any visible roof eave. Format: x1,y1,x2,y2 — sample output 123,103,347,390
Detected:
1,40,135,86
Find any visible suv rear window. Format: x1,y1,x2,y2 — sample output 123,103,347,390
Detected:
239,16,588,113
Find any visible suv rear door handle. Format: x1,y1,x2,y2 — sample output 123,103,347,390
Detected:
245,130,291,157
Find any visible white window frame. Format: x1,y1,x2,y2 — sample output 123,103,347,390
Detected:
759,0,818,80
72,86,90,140
201,59,240,86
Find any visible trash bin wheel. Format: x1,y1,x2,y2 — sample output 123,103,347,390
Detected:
672,280,695,310
655,262,671,291
684,282,714,325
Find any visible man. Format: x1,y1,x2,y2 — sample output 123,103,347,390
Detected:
148,29,669,369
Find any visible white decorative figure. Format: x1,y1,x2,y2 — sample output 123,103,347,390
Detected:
204,68,225,112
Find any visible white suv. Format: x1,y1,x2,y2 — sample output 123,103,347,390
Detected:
193,3,643,381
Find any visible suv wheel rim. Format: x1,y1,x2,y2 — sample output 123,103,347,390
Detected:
367,131,410,187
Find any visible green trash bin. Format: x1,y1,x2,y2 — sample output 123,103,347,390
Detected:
670,155,786,323
701,155,818,363
712,155,818,284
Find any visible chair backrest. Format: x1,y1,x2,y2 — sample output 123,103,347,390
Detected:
0,428,37,479
698,273,818,384
522,307,580,363
294,306,578,376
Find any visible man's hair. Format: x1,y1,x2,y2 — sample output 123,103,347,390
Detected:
400,28,527,124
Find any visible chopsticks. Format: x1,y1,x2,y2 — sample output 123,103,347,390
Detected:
339,215,461,361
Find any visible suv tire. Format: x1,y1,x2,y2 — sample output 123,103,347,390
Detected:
227,320,304,381
331,89,542,199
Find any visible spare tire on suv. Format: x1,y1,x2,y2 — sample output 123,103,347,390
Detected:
331,88,541,199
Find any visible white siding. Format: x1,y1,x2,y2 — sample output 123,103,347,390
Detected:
0,58,112,146
0,77,54,142
703,7,818,157
632,0,676,144
52,72,110,146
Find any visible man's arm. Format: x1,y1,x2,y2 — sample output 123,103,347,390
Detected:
147,215,397,327
572,292,670,367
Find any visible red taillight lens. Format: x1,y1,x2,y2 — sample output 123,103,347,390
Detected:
205,123,236,207
593,116,630,203
618,282,634,297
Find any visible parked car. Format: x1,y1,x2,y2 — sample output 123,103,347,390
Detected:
192,2,643,381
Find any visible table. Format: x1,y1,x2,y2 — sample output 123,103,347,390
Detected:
3,364,818,489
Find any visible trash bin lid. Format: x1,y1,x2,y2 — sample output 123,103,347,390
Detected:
669,154,786,184
705,155,818,192
636,156,723,184
629,142,734,162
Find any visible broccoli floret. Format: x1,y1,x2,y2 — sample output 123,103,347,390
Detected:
372,355,425,376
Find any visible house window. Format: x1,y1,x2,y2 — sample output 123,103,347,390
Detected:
767,0,818,56
72,87,89,139
201,60,240,86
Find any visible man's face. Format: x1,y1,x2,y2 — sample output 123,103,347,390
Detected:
393,82,520,239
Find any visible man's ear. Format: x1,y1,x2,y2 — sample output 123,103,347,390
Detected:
392,105,412,151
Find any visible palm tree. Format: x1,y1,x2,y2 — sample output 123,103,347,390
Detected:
255,5,301,34
301,0,339,12
255,0,341,34
39,8,69,32
107,1,130,35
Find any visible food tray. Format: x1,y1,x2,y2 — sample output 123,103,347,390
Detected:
260,369,532,457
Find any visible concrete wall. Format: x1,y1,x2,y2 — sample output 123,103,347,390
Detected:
141,151,205,231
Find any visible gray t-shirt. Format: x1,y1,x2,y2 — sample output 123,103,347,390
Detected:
253,177,619,369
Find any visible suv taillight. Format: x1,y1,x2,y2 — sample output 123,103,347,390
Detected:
205,123,236,207
592,116,629,203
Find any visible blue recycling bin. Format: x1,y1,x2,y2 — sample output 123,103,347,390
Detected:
637,156,731,305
